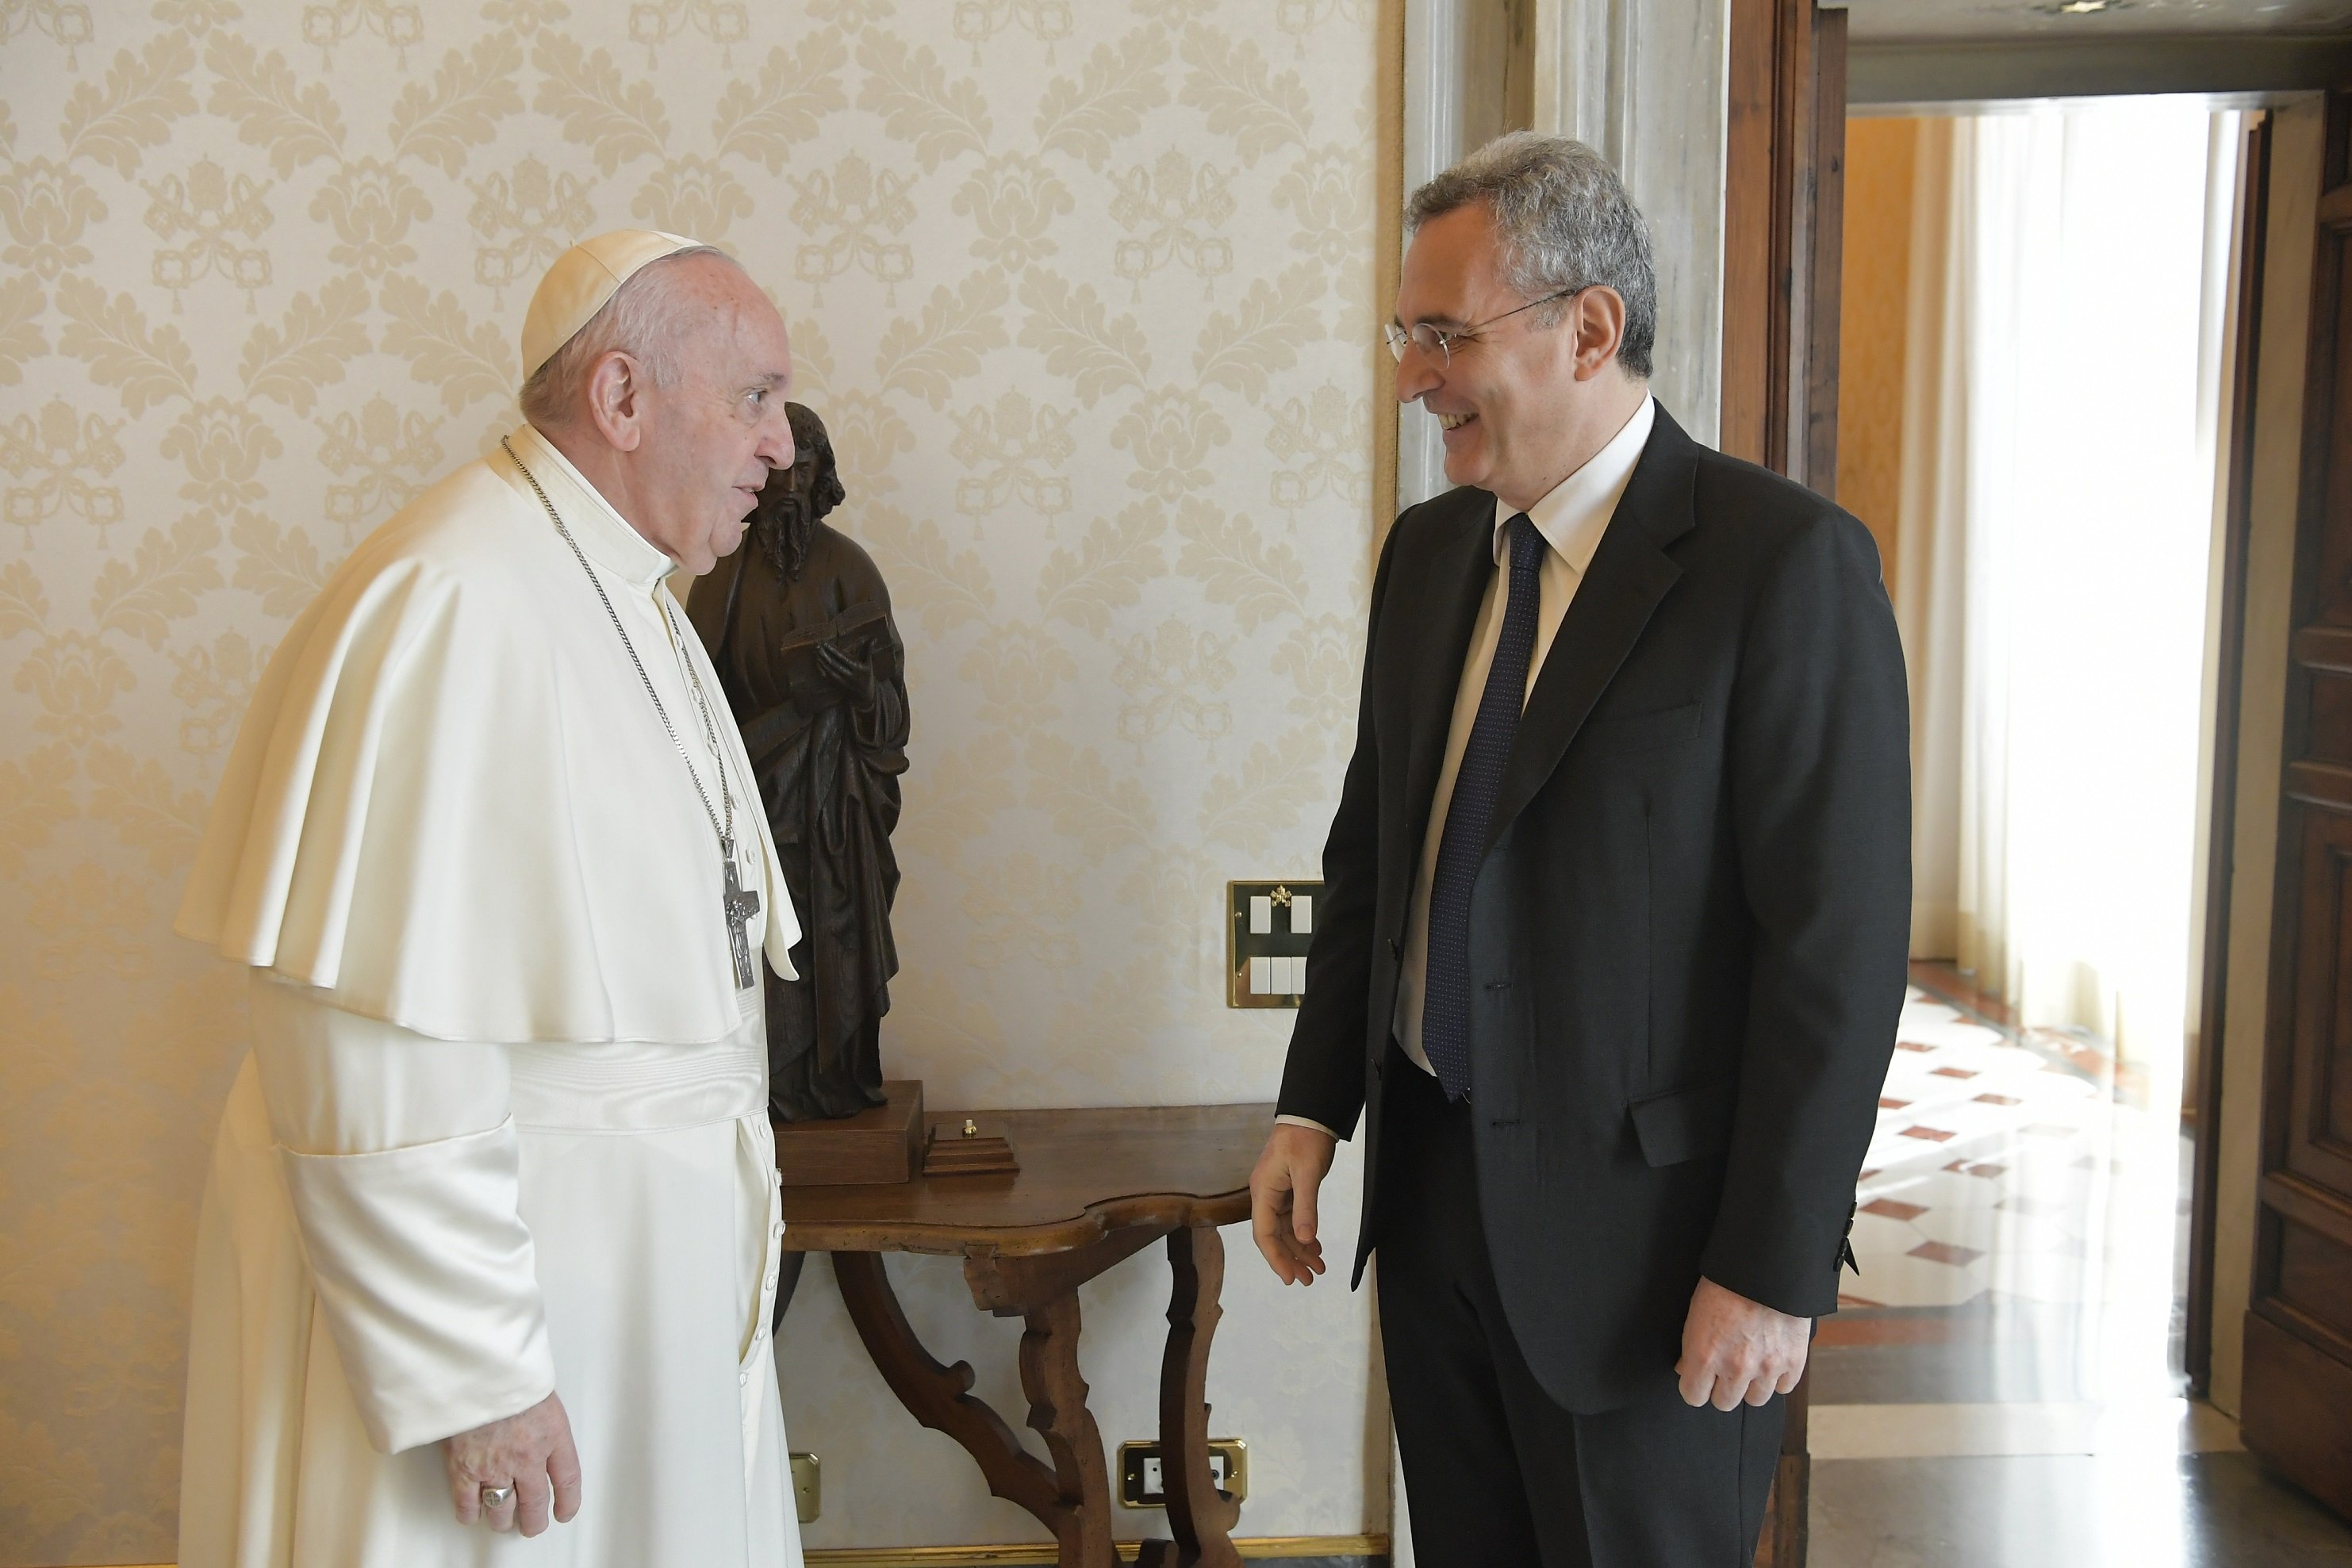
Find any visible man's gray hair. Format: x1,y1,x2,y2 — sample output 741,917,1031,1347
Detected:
519,244,740,424
1406,132,1656,379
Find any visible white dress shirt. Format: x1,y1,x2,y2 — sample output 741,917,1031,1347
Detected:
1279,394,1655,1137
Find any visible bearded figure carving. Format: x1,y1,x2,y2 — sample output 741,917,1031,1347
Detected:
689,402,910,1122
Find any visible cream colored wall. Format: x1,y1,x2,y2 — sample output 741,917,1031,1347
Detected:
0,2,1387,1560
2208,95,2322,1419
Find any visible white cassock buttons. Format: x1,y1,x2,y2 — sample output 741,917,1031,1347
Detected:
740,1370,750,1386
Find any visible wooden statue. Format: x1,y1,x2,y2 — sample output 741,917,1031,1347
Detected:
689,402,910,1123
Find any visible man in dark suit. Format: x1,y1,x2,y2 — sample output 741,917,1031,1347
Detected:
1249,132,1908,1566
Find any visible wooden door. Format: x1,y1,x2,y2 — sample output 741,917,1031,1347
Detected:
1723,2,1846,1563
2243,87,2352,1524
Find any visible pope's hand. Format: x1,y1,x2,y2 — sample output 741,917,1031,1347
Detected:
445,1391,582,1535
1675,1276,1810,1410
1250,1122,1337,1286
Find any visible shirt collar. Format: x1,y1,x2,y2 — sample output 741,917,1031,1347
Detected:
505,422,677,592
1491,393,1656,574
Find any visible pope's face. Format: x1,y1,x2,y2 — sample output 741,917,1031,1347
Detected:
1392,203,1584,508
633,257,796,575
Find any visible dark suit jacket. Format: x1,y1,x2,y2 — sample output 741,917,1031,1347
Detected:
1276,404,1909,1413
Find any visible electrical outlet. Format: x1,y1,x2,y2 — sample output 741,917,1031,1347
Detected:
789,1451,819,1523
1227,880,1322,1008
1116,1438,1249,1506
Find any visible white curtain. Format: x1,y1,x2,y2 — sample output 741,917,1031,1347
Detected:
1897,102,2244,1080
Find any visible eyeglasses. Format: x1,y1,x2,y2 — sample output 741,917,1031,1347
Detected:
1383,286,1586,365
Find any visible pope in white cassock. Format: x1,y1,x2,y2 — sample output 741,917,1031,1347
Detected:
173,230,810,1566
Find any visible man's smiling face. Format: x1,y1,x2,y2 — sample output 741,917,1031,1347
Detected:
1392,201,1588,506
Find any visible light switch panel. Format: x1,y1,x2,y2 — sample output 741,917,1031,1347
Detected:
1228,880,1324,1009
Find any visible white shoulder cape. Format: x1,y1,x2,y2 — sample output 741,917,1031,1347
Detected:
176,454,798,1045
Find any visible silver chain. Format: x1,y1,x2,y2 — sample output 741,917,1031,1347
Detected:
501,437,735,852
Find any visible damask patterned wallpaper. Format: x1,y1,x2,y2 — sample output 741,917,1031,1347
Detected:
0,0,1387,1559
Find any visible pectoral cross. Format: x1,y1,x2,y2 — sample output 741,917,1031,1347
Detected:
721,837,762,990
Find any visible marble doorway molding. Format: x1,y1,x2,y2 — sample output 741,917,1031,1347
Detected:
1530,0,1732,452
1396,0,1732,512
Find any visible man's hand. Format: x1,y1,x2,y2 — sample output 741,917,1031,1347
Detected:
1250,1122,1337,1286
445,1390,582,1536
1676,1276,1810,1409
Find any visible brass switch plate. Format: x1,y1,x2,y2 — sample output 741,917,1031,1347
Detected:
1227,880,1322,1009
1117,1437,1249,1506
789,1451,819,1523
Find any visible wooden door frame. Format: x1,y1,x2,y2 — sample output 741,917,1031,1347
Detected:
2188,110,2273,1398
1723,0,1845,491
1737,60,2278,1417
1723,2,1846,1562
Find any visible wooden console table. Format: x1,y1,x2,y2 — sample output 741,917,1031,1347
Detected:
777,1104,1267,1568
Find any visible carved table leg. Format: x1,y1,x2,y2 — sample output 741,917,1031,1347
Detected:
1135,1225,1242,1568
1017,1290,1119,1568
830,1252,1094,1558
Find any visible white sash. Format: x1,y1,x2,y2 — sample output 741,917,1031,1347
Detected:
508,989,766,1133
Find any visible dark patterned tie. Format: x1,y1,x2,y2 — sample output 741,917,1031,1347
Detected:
1422,514,1544,1102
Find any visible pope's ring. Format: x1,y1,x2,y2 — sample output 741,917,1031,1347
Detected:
480,1484,515,1511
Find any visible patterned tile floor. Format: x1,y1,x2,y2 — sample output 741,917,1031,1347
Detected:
1843,984,2170,1318
1805,976,2352,1565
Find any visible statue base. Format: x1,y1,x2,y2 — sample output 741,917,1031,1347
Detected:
775,1080,926,1186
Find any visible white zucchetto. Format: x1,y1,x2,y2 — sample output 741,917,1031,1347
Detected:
520,228,702,378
